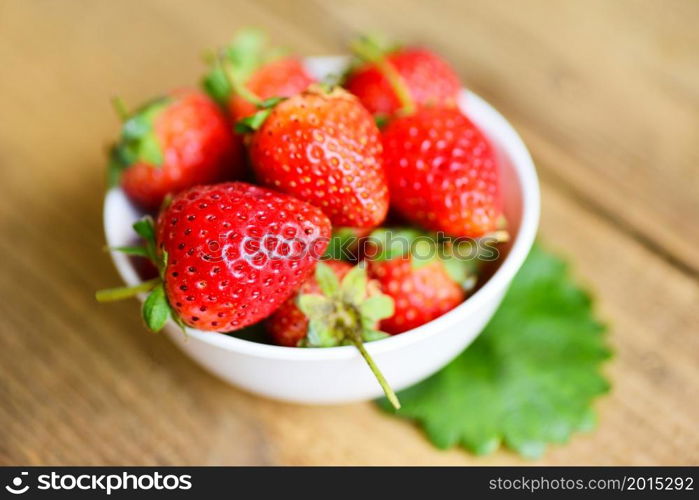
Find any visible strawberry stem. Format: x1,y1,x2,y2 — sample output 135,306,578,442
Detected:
351,36,415,115
349,334,401,410
220,56,263,107
336,303,399,409
95,277,161,302
111,96,130,121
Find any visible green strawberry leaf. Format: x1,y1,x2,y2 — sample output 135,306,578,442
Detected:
315,262,340,298
361,329,390,342
234,108,272,133
441,255,478,291
132,217,155,243
340,264,368,304
107,96,170,184
142,284,171,332
137,131,164,165
132,216,159,264
223,28,266,78
202,28,267,105
202,60,232,106
350,34,413,115
110,245,150,258
359,294,394,323
367,227,421,261
351,34,400,64
410,238,438,269
377,244,611,458
297,293,334,321
258,96,285,109
305,318,337,347
324,227,361,260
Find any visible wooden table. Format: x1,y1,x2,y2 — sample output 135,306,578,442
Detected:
1,0,697,465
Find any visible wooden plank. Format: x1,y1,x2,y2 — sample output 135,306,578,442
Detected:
0,0,697,465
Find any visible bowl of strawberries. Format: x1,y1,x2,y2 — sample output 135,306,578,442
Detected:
99,32,539,407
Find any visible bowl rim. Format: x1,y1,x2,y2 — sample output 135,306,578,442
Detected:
104,86,540,361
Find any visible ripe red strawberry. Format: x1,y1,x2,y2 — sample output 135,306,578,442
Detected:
367,256,464,334
265,260,353,347
97,182,331,333
109,90,243,211
382,107,503,237
346,38,461,117
203,30,314,121
364,226,509,334
263,260,400,408
245,86,389,229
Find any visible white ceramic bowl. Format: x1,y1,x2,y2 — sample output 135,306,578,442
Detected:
103,57,540,405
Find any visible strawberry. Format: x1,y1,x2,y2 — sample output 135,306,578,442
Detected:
202,29,314,121
364,228,509,334
265,260,353,347
364,229,464,334
382,107,503,237
243,86,389,229
108,90,243,210
368,257,464,334
97,182,331,333
346,36,461,118
265,261,400,409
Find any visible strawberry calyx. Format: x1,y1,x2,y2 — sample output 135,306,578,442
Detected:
296,262,400,409
233,83,341,134
351,34,415,117
203,28,290,109
233,96,286,133
202,28,274,106
96,217,185,333
107,97,171,187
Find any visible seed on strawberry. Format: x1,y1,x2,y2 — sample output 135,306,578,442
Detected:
108,90,244,211
347,36,461,118
202,29,314,121
97,182,331,333
266,261,400,409
382,107,503,237
243,86,389,229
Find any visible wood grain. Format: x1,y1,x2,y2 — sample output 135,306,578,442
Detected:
0,0,697,465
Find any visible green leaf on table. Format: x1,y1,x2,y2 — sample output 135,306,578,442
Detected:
377,243,611,458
